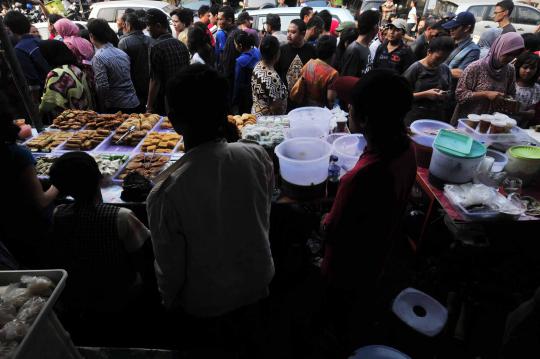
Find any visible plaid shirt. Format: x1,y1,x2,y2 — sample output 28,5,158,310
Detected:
149,33,189,84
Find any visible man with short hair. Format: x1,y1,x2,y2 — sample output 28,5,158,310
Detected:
265,13,287,45
3,10,50,101
318,9,333,36
277,19,316,95
215,6,236,69
208,4,220,38
373,18,414,74
494,0,516,34
119,12,154,107
300,6,314,24
147,64,275,323
305,15,324,45
410,17,445,60
197,4,216,47
341,10,379,77
145,8,190,114
236,11,259,46
442,11,480,79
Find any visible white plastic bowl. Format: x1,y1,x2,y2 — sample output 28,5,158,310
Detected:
350,345,411,359
332,134,367,171
284,126,326,140
274,137,333,186
410,119,454,138
486,149,508,172
288,107,333,134
325,132,347,145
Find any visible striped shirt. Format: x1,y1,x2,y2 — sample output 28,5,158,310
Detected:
92,43,139,110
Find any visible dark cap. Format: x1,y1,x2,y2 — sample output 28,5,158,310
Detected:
237,11,253,24
443,11,476,30
145,8,168,27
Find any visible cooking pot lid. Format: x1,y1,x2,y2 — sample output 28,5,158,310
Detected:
509,146,540,160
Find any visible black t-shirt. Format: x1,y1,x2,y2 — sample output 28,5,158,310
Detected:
502,23,517,34
373,41,415,75
276,43,317,92
340,41,372,78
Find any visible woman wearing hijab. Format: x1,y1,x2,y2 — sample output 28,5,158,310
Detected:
39,40,93,118
478,28,503,59
453,32,524,124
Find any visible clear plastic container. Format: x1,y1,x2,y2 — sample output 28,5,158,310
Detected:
332,134,367,172
457,119,535,145
287,107,333,135
274,138,332,186
284,126,326,140
486,149,507,172
410,119,454,138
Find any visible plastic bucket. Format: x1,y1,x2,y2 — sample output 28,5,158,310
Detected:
284,126,326,139
288,107,333,134
429,142,485,184
411,135,434,168
332,134,367,171
274,137,332,186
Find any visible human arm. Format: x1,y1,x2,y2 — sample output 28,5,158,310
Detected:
20,165,58,210
146,47,161,112
147,192,186,310
117,208,151,278
146,78,160,113
92,56,110,111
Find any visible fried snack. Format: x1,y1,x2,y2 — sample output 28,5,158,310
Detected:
227,113,256,131
160,117,173,130
117,154,169,180
35,156,58,176
86,112,129,130
140,132,181,153
50,110,98,130
25,131,73,151
111,114,161,146
63,130,110,151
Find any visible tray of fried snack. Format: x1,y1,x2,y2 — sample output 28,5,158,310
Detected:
157,116,174,131
85,112,130,131
112,153,170,182
137,132,182,153
227,113,257,131
106,114,161,147
49,110,98,131
24,131,74,153
56,129,112,151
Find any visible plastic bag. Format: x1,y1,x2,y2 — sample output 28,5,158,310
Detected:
444,183,496,208
0,341,17,359
0,304,16,328
16,297,46,323
20,276,54,297
0,320,28,342
0,285,30,309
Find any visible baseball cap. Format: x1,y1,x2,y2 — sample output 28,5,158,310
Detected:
145,8,168,27
237,11,253,24
336,21,355,32
388,18,407,32
442,11,476,30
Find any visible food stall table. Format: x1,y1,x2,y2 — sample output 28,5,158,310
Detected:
415,167,540,248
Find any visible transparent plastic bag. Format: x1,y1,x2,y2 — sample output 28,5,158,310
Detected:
20,276,54,297
16,297,46,323
0,319,28,342
0,304,16,328
444,183,497,208
0,285,30,309
0,340,17,359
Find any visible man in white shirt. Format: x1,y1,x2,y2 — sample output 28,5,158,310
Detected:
147,64,275,320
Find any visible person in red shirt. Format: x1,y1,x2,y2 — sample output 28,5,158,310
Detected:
321,69,417,352
198,4,215,47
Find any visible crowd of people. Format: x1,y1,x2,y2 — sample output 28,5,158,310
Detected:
2,0,540,357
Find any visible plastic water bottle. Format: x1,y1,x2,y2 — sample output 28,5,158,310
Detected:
327,155,340,197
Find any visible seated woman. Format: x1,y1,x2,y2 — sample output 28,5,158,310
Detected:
403,35,454,125
251,35,288,116
1,92,58,267
453,32,524,124
38,40,93,118
291,35,338,108
514,52,540,127
320,69,417,352
48,152,150,339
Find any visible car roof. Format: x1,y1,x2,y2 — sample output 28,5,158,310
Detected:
441,0,536,6
90,0,170,10
246,6,353,18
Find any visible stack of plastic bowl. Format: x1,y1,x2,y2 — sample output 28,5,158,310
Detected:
505,145,540,185
274,137,333,199
332,134,367,172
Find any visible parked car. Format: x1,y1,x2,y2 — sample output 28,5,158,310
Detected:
243,0,277,9
33,20,87,40
433,0,540,42
88,0,176,33
245,6,355,32
179,0,211,11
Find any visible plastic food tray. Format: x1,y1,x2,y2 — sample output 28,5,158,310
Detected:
457,119,537,145
111,153,171,183
23,130,75,155
54,132,113,153
93,131,145,154
0,269,79,359
133,132,183,154
91,153,132,180
33,153,61,180
445,189,521,221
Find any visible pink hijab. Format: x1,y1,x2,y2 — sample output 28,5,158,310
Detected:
483,32,524,80
54,18,94,64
